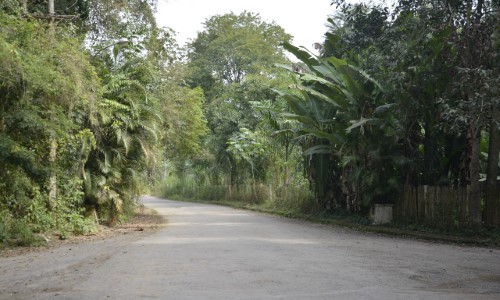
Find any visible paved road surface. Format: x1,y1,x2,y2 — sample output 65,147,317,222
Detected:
1,195,499,299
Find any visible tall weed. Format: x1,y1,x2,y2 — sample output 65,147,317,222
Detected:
157,173,317,214
0,210,44,248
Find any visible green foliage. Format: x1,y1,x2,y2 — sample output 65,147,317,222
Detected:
161,66,209,159
227,128,266,163
188,11,291,86
157,171,315,213
295,0,499,227
183,12,293,189
0,0,497,242
83,53,165,224
275,42,399,210
267,181,318,214
0,12,101,242
0,210,44,248
324,3,389,60
0,134,48,180
0,0,176,244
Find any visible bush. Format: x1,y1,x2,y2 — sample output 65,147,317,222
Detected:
24,187,54,233
66,213,97,235
267,184,317,214
0,210,44,248
9,220,44,246
0,211,10,244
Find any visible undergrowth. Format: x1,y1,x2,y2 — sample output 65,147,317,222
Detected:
0,179,98,249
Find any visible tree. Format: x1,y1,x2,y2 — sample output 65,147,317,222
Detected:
69,0,187,223
161,64,209,160
253,96,300,187
185,11,292,186
0,10,102,235
321,0,499,225
188,11,290,86
275,42,396,211
485,0,500,226
228,128,267,201
0,0,185,240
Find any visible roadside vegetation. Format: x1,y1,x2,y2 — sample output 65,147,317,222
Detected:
0,0,202,248
158,0,499,237
1,0,499,249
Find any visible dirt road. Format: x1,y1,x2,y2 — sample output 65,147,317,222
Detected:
1,196,499,299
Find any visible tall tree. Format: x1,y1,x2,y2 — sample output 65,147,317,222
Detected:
0,0,183,237
186,11,291,186
0,9,101,231
485,0,500,226
275,42,394,210
321,0,499,224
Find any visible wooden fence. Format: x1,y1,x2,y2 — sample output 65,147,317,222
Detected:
394,185,471,228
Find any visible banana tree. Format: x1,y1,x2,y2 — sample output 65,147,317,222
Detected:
275,42,400,211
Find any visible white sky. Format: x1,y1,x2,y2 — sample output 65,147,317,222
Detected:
155,0,334,52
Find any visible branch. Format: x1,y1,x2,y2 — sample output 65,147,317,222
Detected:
23,13,80,20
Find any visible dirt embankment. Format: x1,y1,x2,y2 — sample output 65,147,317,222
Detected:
0,207,167,258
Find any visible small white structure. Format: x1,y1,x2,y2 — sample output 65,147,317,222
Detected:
370,204,394,225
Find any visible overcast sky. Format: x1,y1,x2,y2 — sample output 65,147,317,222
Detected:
155,0,334,52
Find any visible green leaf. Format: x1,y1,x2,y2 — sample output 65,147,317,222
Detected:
289,84,342,107
303,145,332,156
301,128,345,145
346,118,377,132
282,42,318,67
374,103,396,115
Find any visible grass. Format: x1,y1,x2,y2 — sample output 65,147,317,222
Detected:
0,219,45,249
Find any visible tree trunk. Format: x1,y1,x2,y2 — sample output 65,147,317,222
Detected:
48,0,54,15
250,161,257,203
475,0,484,22
423,123,438,185
85,204,99,224
485,109,499,226
284,140,290,186
229,156,238,186
49,136,57,208
46,0,57,208
469,127,482,227
491,0,500,227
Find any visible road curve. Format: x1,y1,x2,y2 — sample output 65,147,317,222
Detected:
1,195,499,299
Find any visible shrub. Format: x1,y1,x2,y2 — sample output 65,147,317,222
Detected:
0,210,44,247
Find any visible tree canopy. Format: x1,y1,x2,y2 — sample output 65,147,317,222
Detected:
183,11,293,188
